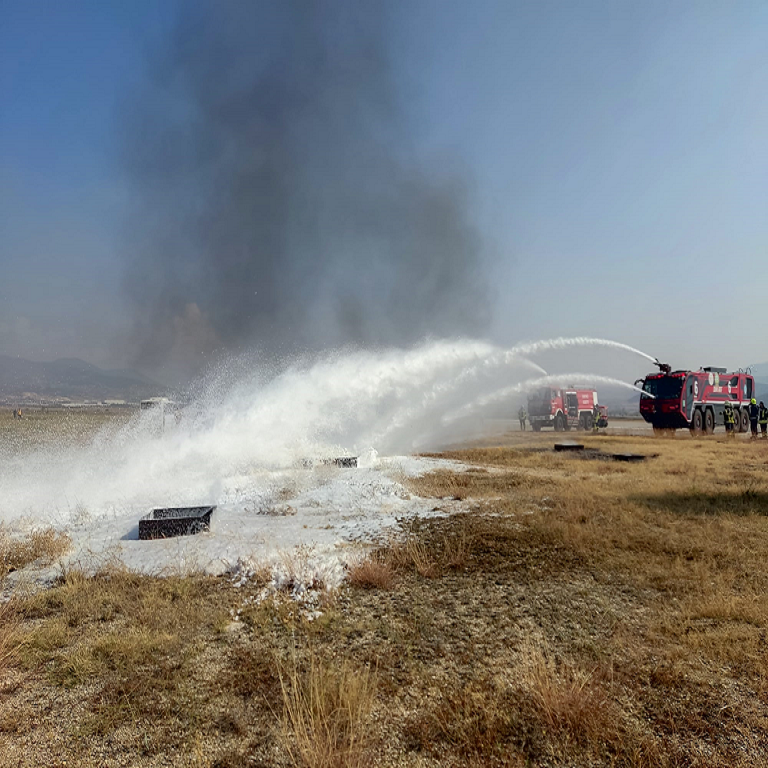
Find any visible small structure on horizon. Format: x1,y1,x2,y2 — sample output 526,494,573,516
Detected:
140,397,181,432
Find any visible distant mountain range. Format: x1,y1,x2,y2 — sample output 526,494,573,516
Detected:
0,355,164,402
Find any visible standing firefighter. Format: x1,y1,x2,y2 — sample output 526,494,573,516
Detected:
592,404,600,433
518,406,527,431
723,400,736,437
749,398,759,439
759,401,768,439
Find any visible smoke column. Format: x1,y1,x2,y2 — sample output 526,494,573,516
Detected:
121,1,490,381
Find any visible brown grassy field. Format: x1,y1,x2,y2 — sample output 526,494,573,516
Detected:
2,429,768,767
0,407,135,454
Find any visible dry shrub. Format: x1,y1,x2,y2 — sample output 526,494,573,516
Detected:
517,640,620,747
441,521,475,571
347,553,394,590
279,651,377,768
388,537,438,578
0,526,70,574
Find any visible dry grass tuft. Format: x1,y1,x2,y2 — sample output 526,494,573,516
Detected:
0,525,70,574
347,552,394,590
279,651,377,768
388,536,438,578
517,640,618,746
440,519,475,570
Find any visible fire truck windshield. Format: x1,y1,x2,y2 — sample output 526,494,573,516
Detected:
642,377,683,399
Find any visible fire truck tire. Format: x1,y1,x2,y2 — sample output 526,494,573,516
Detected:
554,414,566,432
739,409,750,433
583,413,593,431
691,408,703,435
704,408,715,435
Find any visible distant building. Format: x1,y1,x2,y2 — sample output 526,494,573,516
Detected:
140,397,173,411
140,397,181,433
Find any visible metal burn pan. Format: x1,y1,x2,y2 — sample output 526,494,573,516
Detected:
138,506,216,540
323,457,358,468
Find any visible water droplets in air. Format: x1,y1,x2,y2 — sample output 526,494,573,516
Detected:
0,336,654,526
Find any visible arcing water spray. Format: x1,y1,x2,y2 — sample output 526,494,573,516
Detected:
0,338,650,527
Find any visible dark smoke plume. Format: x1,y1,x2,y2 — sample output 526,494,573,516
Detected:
123,1,490,381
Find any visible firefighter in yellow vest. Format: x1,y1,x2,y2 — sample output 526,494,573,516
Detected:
759,401,768,439
723,400,736,437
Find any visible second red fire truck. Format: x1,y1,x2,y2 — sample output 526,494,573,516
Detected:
527,387,608,432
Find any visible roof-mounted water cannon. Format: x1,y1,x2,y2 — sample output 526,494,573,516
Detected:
653,359,672,374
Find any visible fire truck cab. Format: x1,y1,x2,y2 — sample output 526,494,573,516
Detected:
527,387,606,432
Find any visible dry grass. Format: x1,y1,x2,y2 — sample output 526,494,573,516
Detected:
3,427,768,766
0,525,70,574
279,651,378,768
347,552,395,590
516,640,617,746
408,467,526,499
0,599,23,680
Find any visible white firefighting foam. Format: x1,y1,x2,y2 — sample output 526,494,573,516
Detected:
0,337,652,582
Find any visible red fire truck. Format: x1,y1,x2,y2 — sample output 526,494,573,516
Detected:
638,362,756,435
527,387,607,432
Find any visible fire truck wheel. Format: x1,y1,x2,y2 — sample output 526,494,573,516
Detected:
691,408,703,435
704,408,715,435
583,413,593,431
554,414,566,432
739,409,750,433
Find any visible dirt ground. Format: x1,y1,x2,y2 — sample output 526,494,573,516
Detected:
2,424,768,767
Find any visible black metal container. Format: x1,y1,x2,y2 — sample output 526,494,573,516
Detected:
323,457,358,468
138,506,216,540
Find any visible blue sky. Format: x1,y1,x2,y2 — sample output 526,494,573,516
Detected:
1,0,766,378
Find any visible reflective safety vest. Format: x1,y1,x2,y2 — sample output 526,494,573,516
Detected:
759,406,768,425
724,406,735,424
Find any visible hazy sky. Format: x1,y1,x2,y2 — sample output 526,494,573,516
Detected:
2,0,766,380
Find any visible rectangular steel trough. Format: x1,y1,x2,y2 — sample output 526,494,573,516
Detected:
138,505,216,540
300,457,358,468
322,456,358,468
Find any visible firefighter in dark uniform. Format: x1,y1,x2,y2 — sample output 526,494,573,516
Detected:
749,398,759,438
723,400,735,437
518,406,527,431
592,404,600,433
759,401,768,439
